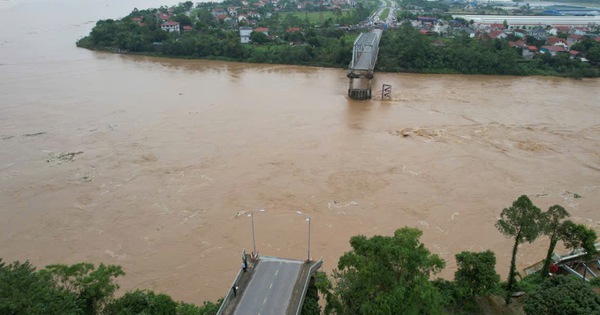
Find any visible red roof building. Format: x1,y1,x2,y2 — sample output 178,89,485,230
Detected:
253,27,269,35
490,23,505,30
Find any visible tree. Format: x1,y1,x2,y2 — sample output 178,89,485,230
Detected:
0,259,80,314
331,227,446,314
41,263,125,314
173,14,193,27
561,221,598,261
454,250,500,299
523,275,600,315
104,289,177,314
250,31,269,44
540,205,570,277
495,195,543,304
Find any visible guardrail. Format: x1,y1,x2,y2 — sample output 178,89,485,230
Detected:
294,258,324,315
216,266,245,315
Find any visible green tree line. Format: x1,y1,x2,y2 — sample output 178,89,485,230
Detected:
0,261,220,315
377,24,600,78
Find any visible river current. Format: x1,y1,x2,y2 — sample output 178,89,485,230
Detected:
1,0,599,304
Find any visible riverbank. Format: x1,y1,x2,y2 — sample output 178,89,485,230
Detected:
76,1,600,79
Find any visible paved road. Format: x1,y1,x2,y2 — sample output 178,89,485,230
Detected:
234,257,303,315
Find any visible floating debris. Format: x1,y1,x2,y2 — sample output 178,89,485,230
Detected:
46,151,83,165
81,171,94,182
23,132,46,137
1,135,14,140
565,191,582,199
327,200,358,211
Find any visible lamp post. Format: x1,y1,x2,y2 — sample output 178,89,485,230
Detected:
296,210,311,262
247,209,265,255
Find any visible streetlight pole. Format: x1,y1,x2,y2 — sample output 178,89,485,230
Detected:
297,210,311,262
250,212,256,255
247,209,265,256
307,216,311,262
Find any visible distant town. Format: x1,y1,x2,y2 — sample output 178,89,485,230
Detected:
77,0,600,77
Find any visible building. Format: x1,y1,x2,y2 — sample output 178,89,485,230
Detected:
541,45,567,56
161,21,180,33
239,26,252,43
253,27,269,36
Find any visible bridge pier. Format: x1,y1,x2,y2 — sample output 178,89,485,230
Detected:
347,71,373,100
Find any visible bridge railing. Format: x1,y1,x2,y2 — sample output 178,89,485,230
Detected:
294,258,324,315
216,264,245,315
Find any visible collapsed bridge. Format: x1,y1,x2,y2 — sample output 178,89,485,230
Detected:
347,29,382,100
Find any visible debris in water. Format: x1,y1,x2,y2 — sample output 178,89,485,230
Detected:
328,200,358,211
566,191,582,199
81,171,94,182
1,135,14,140
46,151,83,165
23,132,46,137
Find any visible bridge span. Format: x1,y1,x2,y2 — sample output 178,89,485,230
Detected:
347,28,383,100
217,255,323,315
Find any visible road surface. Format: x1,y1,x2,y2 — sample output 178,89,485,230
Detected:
234,257,303,315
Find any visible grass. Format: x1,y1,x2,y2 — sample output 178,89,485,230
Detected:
280,11,338,25
380,8,390,21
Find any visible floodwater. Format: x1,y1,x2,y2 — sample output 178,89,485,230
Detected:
1,0,600,305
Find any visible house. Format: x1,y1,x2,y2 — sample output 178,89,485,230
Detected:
227,6,238,16
569,50,581,59
513,29,526,38
546,36,567,46
417,16,438,23
556,26,570,34
541,45,567,56
253,27,269,36
211,8,227,17
215,14,228,21
522,46,537,59
287,27,301,33
490,23,505,31
573,27,587,36
182,25,193,32
161,21,180,33
488,30,507,39
458,27,476,38
433,21,448,35
567,35,583,46
530,27,547,40
238,15,248,23
239,26,252,43
508,40,526,48
247,11,261,19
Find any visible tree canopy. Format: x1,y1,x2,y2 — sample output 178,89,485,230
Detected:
454,250,500,299
0,259,221,315
523,275,600,315
331,227,446,314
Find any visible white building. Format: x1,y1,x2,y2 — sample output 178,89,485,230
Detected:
161,21,180,33
239,26,252,44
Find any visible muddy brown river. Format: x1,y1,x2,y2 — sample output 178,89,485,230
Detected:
1,0,599,305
